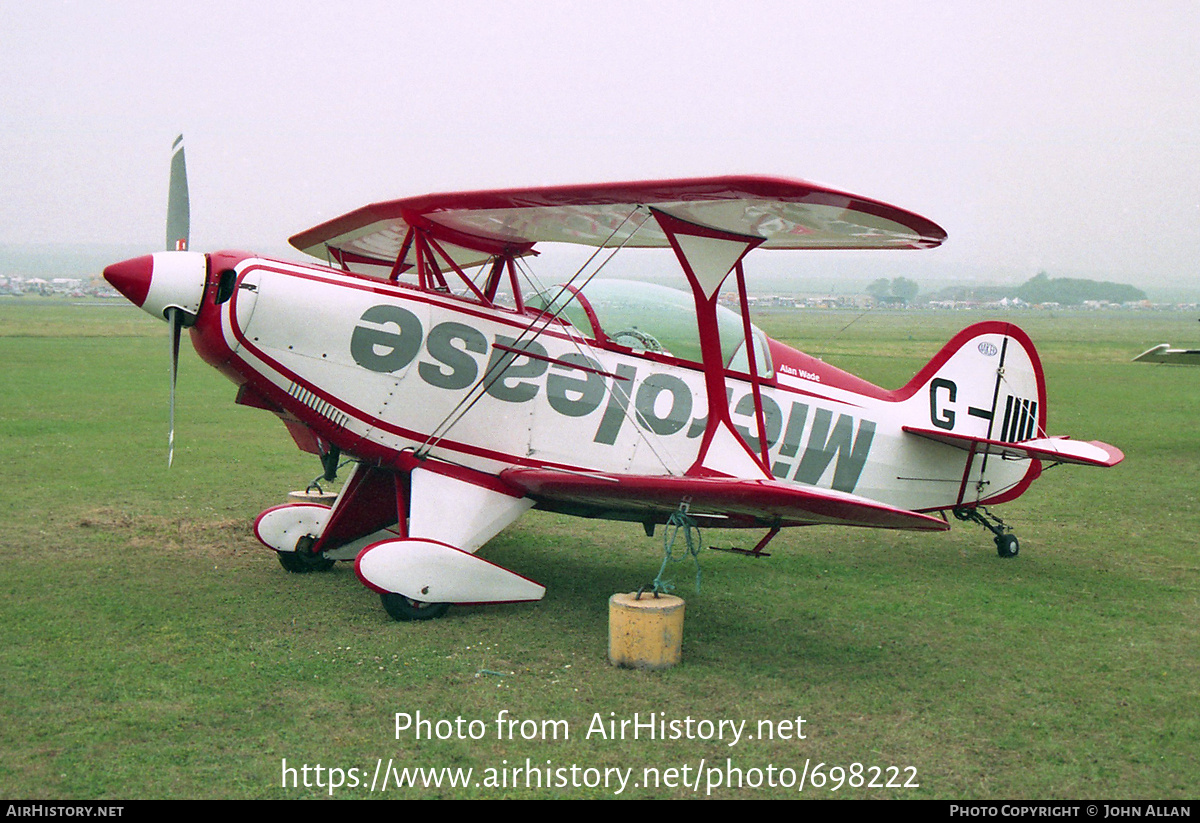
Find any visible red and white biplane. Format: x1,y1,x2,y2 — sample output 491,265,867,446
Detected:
104,138,1123,620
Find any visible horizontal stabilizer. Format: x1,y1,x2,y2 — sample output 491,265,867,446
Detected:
502,468,949,531
903,427,1123,468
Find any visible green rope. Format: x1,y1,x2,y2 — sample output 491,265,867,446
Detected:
653,506,702,595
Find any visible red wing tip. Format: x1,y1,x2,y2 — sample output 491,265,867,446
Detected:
1086,441,1125,467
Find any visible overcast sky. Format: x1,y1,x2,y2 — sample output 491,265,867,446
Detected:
2,1,1197,287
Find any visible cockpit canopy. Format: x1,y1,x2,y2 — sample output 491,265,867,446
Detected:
530,280,773,377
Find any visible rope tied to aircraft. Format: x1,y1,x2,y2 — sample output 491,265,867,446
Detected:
650,504,703,596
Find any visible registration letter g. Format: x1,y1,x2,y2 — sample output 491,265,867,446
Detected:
929,377,956,430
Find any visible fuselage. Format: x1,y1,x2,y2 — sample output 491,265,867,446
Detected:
184,252,1036,516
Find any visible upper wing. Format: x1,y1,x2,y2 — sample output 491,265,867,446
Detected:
500,468,950,532
1133,344,1200,365
289,175,946,268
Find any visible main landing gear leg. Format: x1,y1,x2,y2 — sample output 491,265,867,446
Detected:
952,506,1019,558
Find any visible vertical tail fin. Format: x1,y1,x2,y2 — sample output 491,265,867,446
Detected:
903,321,1047,446
897,322,1048,507
901,322,1122,477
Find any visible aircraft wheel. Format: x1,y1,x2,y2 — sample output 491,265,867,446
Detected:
995,534,1019,558
276,536,335,573
380,592,451,622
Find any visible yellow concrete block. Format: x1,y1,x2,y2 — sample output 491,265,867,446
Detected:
608,592,685,670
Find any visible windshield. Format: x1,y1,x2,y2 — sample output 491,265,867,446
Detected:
529,280,772,376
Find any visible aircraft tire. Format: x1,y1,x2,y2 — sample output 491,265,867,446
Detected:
380,592,451,622
276,536,335,573
995,534,1019,558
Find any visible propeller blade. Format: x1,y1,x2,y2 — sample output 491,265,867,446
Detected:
166,134,190,251
165,136,191,466
168,306,181,467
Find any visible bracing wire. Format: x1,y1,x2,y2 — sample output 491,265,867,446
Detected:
414,206,654,458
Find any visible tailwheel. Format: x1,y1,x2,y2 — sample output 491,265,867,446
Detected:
953,506,1019,559
277,535,335,573
380,592,451,622
995,534,1019,558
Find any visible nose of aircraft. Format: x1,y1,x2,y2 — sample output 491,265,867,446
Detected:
103,250,207,323
103,254,154,308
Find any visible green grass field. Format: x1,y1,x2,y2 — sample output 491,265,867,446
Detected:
0,299,1195,799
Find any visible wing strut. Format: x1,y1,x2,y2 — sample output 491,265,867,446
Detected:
651,208,769,479
734,261,772,471
382,225,518,305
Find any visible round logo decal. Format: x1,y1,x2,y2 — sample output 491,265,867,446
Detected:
978,341,999,357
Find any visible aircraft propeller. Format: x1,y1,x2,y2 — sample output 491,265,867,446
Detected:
103,135,206,467
164,134,189,467
167,303,181,467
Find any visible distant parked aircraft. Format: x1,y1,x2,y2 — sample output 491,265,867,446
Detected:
1134,344,1200,365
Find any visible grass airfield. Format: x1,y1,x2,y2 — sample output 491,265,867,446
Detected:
0,299,1195,799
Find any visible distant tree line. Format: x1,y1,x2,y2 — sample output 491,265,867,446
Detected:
1014,272,1146,304
931,272,1147,305
867,277,920,305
